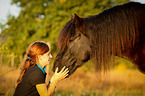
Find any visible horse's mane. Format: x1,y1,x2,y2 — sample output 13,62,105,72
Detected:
58,2,145,71
88,2,145,71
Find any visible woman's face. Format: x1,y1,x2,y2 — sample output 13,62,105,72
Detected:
38,51,52,67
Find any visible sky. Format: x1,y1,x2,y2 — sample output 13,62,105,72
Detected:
0,0,20,24
0,0,145,24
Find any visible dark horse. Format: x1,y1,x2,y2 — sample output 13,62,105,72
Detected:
53,2,145,76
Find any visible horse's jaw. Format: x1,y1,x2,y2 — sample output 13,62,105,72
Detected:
52,58,85,77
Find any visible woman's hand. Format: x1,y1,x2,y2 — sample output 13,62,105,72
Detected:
50,66,69,83
36,66,69,96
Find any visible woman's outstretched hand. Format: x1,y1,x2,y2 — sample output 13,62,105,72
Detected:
36,66,69,96
50,66,69,83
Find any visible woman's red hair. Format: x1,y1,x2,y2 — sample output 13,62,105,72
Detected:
16,41,49,88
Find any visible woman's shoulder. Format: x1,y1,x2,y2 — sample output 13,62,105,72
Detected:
23,65,45,83
24,65,46,86
28,65,42,73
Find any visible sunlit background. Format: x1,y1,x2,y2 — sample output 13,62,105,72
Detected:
0,0,145,96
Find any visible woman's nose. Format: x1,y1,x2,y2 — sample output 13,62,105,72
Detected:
50,54,52,58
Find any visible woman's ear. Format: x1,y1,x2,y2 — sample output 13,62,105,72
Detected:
38,55,41,59
37,55,42,61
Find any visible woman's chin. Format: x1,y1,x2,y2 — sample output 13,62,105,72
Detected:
45,63,49,66
47,61,51,64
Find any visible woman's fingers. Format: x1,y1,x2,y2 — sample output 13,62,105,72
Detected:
53,66,69,82
55,67,58,74
59,66,66,74
61,69,69,79
62,68,69,75
62,73,69,78
59,73,68,80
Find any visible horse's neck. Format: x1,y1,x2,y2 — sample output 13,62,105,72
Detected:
120,42,145,70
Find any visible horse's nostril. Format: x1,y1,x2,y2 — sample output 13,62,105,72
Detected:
52,65,55,72
55,56,62,61
52,62,57,72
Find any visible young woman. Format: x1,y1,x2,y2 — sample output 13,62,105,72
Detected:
14,41,69,96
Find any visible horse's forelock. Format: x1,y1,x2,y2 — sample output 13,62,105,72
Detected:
57,20,75,50
57,17,87,51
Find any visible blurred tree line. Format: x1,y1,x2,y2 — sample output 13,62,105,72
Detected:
0,0,129,67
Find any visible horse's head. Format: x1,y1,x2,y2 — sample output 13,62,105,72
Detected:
53,14,91,76
52,2,145,76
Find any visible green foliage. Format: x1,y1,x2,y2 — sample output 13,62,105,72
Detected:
0,44,10,54
0,0,129,66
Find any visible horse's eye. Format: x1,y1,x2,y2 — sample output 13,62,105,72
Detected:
69,39,73,42
69,34,81,42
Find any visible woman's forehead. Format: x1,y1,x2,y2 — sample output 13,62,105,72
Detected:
42,51,50,56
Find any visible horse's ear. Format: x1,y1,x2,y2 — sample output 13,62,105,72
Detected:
71,14,74,20
74,13,83,28
74,13,86,35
